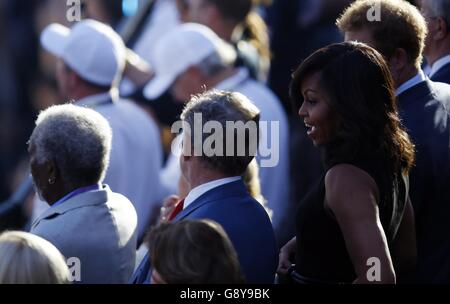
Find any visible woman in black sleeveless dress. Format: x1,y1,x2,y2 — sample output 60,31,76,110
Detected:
278,42,416,284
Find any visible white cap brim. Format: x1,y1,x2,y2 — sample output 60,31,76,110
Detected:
40,23,71,57
143,74,178,100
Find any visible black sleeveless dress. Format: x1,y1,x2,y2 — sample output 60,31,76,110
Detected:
294,156,409,283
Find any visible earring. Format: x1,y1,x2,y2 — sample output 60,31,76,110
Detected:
48,178,55,185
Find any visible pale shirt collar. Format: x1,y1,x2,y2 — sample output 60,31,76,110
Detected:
396,70,427,96
423,64,432,76
183,176,241,209
74,89,118,108
215,68,249,91
429,55,450,78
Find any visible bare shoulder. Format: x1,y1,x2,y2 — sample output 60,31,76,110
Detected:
325,164,377,187
324,164,379,211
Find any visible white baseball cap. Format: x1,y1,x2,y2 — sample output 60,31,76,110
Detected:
40,19,126,87
143,23,237,100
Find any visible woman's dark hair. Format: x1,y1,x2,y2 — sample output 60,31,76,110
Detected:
290,42,415,175
148,220,245,284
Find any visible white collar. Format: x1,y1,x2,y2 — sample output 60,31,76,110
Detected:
423,64,432,76
183,176,241,209
215,68,249,91
75,90,117,108
396,70,427,96
429,55,450,78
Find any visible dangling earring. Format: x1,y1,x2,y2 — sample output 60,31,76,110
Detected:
48,178,55,185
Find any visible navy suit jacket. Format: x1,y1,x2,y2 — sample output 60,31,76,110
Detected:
430,62,450,84
131,180,278,284
397,79,450,283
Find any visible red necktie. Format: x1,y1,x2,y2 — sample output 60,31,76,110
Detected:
168,199,185,221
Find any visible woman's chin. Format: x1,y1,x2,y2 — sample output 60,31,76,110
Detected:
311,138,327,147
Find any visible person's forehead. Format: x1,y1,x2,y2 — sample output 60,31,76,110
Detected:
300,71,322,92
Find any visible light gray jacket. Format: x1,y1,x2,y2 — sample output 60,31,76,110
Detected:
31,185,137,284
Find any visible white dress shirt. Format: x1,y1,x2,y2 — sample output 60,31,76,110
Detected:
396,70,427,96
183,177,241,209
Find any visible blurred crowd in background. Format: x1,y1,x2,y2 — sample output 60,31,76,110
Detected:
1,0,433,285
0,0,360,239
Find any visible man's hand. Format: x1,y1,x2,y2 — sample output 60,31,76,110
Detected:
159,195,181,223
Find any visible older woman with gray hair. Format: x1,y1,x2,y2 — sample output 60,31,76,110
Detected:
28,104,137,284
0,231,69,284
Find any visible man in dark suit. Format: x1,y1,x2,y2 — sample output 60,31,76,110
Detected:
132,90,278,284
337,0,450,283
420,0,450,83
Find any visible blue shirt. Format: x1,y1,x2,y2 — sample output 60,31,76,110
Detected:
51,184,101,208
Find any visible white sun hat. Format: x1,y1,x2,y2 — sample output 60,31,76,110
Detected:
40,19,126,87
143,23,237,100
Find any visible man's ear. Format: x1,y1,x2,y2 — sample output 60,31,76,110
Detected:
181,132,194,161
181,154,192,163
182,143,194,162
389,48,409,73
44,159,58,184
435,17,449,40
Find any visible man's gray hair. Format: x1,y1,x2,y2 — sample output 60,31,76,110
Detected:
29,104,112,186
428,0,450,24
181,90,260,176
